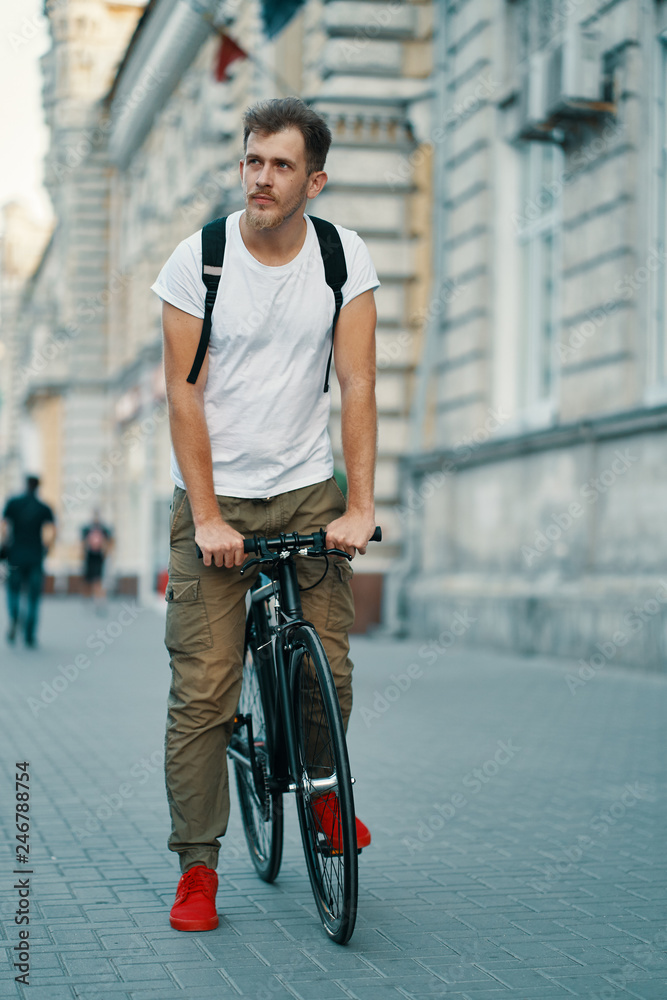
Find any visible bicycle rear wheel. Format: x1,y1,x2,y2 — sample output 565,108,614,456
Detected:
288,625,357,944
231,610,283,882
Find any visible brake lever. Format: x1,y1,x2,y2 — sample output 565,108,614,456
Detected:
325,548,353,560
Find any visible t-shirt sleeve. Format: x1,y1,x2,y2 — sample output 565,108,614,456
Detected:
338,230,380,309
43,505,55,525
2,498,14,520
150,235,206,319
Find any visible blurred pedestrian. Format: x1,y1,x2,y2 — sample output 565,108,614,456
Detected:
1,475,56,647
81,511,113,606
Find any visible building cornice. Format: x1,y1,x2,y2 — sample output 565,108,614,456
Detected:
402,404,667,475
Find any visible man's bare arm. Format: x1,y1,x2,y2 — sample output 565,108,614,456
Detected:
326,289,378,557
42,521,56,550
162,300,244,567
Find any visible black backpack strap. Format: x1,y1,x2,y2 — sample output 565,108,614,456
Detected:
309,215,348,392
186,216,227,384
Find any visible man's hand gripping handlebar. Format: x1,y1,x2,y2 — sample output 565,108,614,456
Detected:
195,526,382,566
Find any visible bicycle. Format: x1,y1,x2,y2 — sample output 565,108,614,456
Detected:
225,526,381,944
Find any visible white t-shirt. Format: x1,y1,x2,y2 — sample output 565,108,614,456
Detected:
151,210,379,498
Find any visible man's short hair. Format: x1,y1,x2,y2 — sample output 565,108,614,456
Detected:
26,475,39,493
242,97,332,174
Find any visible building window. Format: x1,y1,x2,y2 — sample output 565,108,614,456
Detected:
516,142,562,421
650,33,667,394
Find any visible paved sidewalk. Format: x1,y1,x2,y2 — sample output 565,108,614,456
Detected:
0,595,665,999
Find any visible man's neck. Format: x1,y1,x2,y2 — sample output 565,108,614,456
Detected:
239,211,307,267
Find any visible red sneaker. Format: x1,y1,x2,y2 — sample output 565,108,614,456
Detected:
311,791,371,852
169,864,218,931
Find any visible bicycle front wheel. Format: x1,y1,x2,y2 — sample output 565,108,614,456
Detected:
231,613,283,882
288,625,358,944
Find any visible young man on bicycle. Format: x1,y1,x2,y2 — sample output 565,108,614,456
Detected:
151,97,379,932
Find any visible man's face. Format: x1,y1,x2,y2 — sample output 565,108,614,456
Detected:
240,128,323,230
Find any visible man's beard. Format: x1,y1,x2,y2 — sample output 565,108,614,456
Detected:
244,179,309,231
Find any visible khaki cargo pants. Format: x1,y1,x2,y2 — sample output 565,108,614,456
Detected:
164,476,355,873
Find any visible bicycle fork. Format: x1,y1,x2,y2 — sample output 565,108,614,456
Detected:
274,631,341,802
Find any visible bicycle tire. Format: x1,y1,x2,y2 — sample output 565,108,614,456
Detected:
288,625,358,944
231,605,283,882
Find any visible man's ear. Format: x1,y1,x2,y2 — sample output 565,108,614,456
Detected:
307,171,328,200
239,158,245,183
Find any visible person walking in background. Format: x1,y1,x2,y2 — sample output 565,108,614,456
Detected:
1,475,56,648
81,511,113,607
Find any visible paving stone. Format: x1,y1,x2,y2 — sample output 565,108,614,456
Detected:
10,988,75,1000
623,982,667,1000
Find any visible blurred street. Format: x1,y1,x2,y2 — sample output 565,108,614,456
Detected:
0,596,665,999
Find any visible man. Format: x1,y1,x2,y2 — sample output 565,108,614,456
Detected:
81,511,113,604
1,475,56,647
151,97,379,932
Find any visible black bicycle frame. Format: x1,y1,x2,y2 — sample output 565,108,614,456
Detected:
248,554,313,798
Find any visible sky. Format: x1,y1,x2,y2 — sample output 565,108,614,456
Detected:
0,0,53,227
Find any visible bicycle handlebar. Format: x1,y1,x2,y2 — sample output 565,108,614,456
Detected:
195,526,381,561
243,526,382,555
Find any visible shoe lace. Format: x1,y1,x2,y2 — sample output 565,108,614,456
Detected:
177,866,215,902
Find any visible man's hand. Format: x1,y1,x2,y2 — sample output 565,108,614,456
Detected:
195,516,245,568
325,511,376,557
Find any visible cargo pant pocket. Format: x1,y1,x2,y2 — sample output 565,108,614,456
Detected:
165,577,213,654
326,558,355,632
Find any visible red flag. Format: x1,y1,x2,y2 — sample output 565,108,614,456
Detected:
214,33,248,82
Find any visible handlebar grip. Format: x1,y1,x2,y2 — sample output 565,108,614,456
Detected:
371,526,382,542
243,538,255,554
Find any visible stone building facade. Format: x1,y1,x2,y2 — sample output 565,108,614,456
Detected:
0,203,53,503
397,0,667,671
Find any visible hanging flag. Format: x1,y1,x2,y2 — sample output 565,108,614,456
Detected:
214,33,248,82
261,0,307,39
